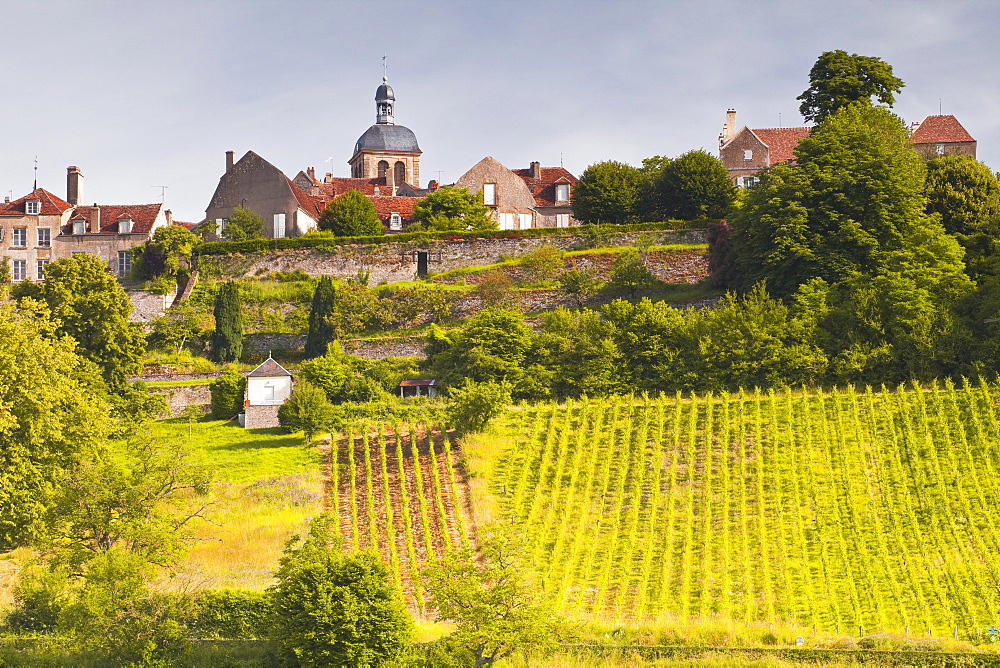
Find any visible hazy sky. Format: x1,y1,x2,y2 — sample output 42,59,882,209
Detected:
1,0,996,221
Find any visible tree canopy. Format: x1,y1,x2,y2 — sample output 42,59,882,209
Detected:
15,253,145,389
571,161,643,225
211,281,243,363
319,190,385,237
223,206,265,241
649,149,736,220
132,224,201,280
411,185,494,231
305,276,337,358
797,50,904,123
924,154,1000,235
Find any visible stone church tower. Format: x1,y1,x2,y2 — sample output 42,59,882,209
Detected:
348,77,422,189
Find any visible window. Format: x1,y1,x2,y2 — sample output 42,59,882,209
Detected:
25,200,40,215
389,212,402,231
37,228,50,247
483,183,497,206
118,251,132,276
215,219,224,236
741,176,758,188
936,143,945,155
0,228,4,242
498,212,514,230
377,160,389,179
554,183,570,202
744,149,753,160
273,213,286,239
118,217,132,234
12,228,26,247
72,220,86,235
393,161,405,186
12,260,25,282
36,259,49,280
518,213,532,229
556,213,570,228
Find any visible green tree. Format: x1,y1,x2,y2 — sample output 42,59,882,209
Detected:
445,380,511,433
305,276,337,358
269,514,412,666
209,368,246,419
609,249,656,298
557,266,603,307
797,50,904,123
430,308,535,393
277,380,339,443
422,527,559,667
518,244,564,284
650,149,736,220
571,160,643,225
411,185,494,231
224,206,265,241
132,224,202,280
924,155,1000,235
732,104,971,300
15,254,145,389
475,269,518,309
212,281,244,362
318,190,384,237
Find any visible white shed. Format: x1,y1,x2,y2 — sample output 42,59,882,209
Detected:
243,356,292,428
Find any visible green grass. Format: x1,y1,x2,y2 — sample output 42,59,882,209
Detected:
467,381,1000,638
152,417,318,484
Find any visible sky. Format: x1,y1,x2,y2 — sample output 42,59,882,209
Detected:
0,0,997,222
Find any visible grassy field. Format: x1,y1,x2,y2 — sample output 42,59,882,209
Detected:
149,417,322,591
464,381,1000,640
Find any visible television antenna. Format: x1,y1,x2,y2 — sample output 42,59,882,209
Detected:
150,185,169,203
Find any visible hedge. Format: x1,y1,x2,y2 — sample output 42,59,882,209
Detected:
193,221,706,257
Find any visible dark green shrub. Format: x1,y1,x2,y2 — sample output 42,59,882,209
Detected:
190,589,271,640
209,369,246,419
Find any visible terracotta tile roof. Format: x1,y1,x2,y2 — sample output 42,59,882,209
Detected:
286,177,324,218
62,203,162,235
512,166,579,207
315,177,389,197
172,220,196,230
399,378,437,387
751,127,813,165
248,357,291,377
370,196,417,222
911,115,975,144
0,188,73,216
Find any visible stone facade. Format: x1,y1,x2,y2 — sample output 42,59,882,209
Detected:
910,115,977,160
718,109,812,187
455,157,537,230
149,384,212,417
244,404,281,429
0,188,70,282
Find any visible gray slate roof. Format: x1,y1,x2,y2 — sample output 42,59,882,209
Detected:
353,124,421,154
248,358,291,377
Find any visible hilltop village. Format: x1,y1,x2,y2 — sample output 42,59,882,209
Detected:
4,50,1000,666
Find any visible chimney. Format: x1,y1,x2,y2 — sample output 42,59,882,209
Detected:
66,166,83,206
90,205,100,233
325,172,333,183
307,167,316,182
530,161,541,179
722,108,737,143
226,150,235,174
165,209,173,226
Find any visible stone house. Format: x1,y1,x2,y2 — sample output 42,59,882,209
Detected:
512,162,578,228
0,188,71,282
455,156,537,230
290,170,420,232
718,109,811,187
909,115,977,159
242,356,293,429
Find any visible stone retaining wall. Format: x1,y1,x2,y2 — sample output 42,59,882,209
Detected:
150,384,212,416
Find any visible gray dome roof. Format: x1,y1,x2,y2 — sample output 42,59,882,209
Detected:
376,81,394,101
353,124,420,154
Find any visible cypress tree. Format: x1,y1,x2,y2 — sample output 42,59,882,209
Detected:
305,277,336,358
212,281,243,362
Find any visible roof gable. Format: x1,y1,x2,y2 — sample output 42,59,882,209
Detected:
911,115,975,144
63,203,162,235
248,357,291,377
0,188,73,216
751,127,812,165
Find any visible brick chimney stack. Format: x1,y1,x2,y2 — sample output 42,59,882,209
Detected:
67,166,83,206
530,161,541,179
226,150,235,174
165,209,173,226
307,167,316,182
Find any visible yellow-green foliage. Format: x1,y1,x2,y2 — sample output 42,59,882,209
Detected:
470,381,1000,637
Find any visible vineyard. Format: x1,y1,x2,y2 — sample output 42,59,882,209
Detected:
483,380,1000,635
327,424,473,612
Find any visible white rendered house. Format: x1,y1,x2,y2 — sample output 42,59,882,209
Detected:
242,356,292,428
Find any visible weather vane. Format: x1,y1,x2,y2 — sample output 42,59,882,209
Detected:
382,53,388,80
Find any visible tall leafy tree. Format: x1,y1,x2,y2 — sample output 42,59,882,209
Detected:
649,149,736,220
571,160,643,225
277,380,339,443
211,281,243,362
411,185,494,231
15,253,145,388
132,224,202,279
223,206,265,241
305,276,337,358
924,154,1000,235
269,514,412,665
0,299,115,550
797,50,904,123
318,190,384,237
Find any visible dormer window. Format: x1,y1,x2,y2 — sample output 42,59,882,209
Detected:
72,219,86,235
25,200,40,215
554,183,570,202
483,183,497,206
118,216,132,234
389,212,402,231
